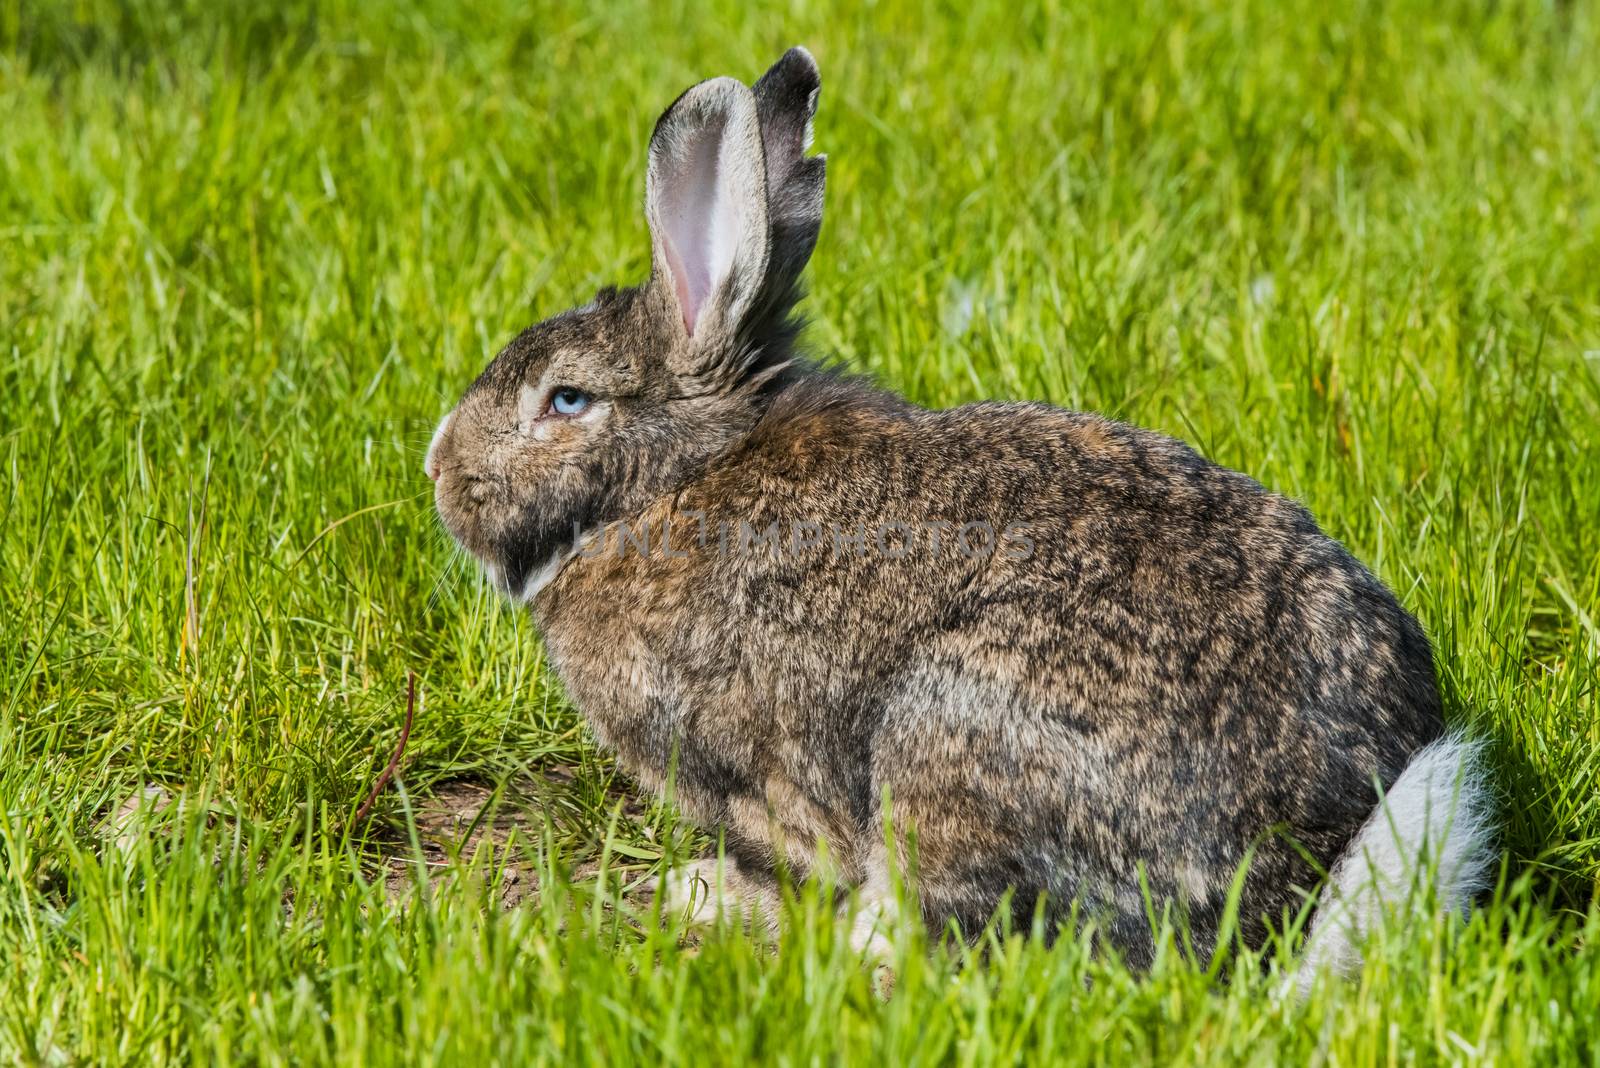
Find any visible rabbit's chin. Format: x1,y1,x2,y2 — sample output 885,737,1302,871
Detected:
433,475,590,603
478,558,513,598
475,540,584,604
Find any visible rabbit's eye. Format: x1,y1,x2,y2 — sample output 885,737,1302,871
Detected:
548,388,591,417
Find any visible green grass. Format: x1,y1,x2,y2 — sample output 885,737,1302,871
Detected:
3,0,1599,1062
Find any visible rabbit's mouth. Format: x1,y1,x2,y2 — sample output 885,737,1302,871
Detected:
432,471,502,557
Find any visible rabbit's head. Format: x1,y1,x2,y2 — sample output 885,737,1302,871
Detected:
428,48,826,597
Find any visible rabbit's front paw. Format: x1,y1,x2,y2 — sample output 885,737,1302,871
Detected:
848,864,904,999
657,858,780,933
657,858,721,926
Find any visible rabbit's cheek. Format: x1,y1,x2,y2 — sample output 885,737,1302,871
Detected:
465,479,494,508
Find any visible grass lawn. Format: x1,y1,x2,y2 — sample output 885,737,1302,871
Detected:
4,0,1599,1062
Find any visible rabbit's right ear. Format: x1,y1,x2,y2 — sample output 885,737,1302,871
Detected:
645,77,771,352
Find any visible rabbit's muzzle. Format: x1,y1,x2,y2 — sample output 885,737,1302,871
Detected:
428,409,507,564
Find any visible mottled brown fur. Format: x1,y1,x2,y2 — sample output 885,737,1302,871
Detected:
429,49,1442,963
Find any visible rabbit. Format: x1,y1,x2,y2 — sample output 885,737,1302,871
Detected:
426,47,1494,979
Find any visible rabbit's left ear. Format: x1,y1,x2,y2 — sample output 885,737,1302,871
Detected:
646,77,771,347
752,47,825,310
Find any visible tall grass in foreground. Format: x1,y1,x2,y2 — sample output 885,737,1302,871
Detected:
2,0,1598,1062
4,797,1598,1064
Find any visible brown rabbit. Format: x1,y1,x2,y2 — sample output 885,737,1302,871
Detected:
428,47,1492,981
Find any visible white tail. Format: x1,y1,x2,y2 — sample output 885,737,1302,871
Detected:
1295,734,1495,995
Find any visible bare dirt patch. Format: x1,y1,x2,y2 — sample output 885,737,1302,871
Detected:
378,768,663,907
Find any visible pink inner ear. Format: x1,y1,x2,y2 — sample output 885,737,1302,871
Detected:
658,111,735,339
664,243,698,336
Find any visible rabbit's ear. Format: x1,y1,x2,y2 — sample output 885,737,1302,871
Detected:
752,47,826,303
646,77,771,345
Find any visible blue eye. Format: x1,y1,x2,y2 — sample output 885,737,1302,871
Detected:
549,387,591,416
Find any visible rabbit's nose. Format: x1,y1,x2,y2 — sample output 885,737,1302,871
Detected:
426,411,454,481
